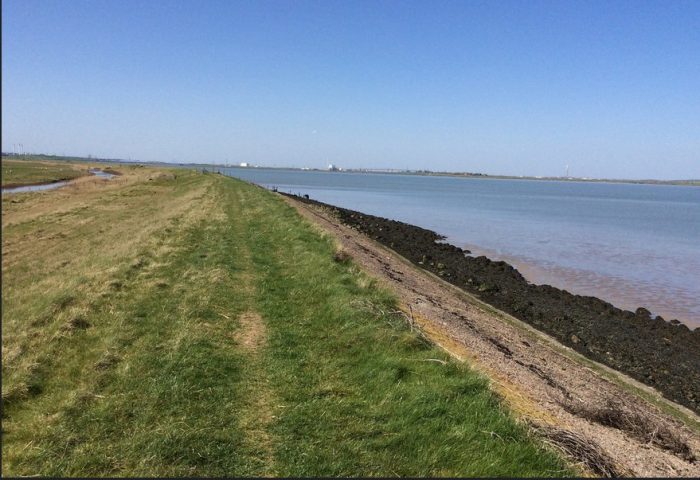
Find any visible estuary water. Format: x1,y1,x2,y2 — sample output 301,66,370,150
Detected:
223,167,700,327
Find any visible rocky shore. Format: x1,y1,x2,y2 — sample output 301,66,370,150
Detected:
286,193,700,414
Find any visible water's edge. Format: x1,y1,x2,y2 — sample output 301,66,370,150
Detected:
222,168,700,328
2,168,116,194
284,192,700,414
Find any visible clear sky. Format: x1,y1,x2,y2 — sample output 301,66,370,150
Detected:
2,0,699,179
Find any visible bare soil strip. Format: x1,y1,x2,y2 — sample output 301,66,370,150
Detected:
236,311,267,352
235,310,276,476
283,195,700,477
227,191,277,476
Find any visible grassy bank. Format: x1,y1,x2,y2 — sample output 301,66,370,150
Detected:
1,156,85,186
1,164,574,476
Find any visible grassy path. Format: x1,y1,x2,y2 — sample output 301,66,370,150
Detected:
2,168,574,476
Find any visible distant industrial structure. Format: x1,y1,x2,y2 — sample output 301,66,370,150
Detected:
328,164,339,171
11,144,25,155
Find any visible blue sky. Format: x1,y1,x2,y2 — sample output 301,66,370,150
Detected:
2,0,699,179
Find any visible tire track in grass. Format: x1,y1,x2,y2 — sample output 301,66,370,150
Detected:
223,183,277,476
234,310,275,475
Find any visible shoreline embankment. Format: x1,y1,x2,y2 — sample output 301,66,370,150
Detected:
284,193,700,415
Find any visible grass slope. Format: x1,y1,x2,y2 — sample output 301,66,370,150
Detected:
1,165,574,476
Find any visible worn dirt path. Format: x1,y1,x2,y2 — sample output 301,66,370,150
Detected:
284,195,700,477
235,308,276,476
226,187,277,476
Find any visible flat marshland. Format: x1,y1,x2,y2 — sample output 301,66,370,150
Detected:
1,160,574,476
1,158,85,187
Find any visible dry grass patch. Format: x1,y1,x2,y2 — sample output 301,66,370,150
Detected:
2,166,211,411
537,425,622,477
236,311,267,352
562,398,695,462
333,249,352,264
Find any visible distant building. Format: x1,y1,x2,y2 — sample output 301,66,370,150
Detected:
328,164,338,171
240,162,249,167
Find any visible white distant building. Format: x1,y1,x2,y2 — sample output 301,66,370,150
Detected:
240,162,249,167
328,164,338,171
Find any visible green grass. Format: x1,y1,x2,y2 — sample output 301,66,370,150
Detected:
1,156,85,186
2,166,575,476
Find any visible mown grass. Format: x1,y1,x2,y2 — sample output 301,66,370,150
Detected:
1,164,576,476
1,156,85,186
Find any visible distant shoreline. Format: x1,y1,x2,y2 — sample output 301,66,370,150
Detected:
356,169,700,187
175,163,700,187
154,163,700,187
3,153,699,187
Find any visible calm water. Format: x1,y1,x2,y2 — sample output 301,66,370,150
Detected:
1,180,70,194
88,168,116,179
223,167,700,327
